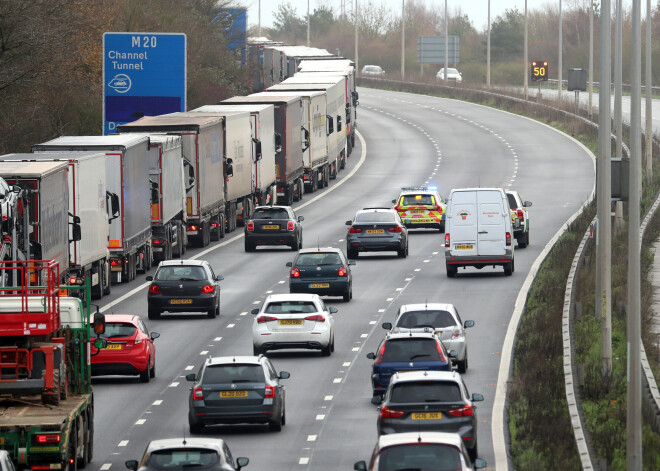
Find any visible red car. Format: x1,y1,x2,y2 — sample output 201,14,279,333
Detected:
91,314,159,383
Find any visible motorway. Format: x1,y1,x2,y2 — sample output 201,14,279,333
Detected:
90,87,595,470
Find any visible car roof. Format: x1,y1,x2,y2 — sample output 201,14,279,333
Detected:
297,247,342,254
398,303,456,313
264,293,321,302
356,208,396,214
390,370,460,384
254,205,291,210
205,355,262,366
376,431,465,449
145,437,225,453
386,330,438,340
157,259,207,267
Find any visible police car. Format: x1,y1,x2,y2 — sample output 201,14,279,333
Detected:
392,186,446,231
506,190,532,248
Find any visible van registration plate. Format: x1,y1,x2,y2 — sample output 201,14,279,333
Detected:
455,244,474,250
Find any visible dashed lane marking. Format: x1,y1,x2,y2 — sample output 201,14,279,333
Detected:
333,378,342,383
100,464,112,470
299,458,310,465
307,435,317,441
324,395,333,401
118,440,128,447
214,337,222,341
316,414,326,420
360,334,368,338
169,382,179,387
152,400,162,405
185,366,194,370
200,351,208,355
343,362,351,367
227,324,235,328
135,419,146,425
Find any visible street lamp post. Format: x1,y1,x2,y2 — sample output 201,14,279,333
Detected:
646,0,653,183
487,0,491,87
355,0,359,75
307,0,310,47
558,0,562,101
401,0,405,79
524,0,528,100
444,0,448,83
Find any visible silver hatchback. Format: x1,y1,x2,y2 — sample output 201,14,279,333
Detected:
383,303,474,373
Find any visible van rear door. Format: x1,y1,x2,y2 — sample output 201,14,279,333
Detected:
477,190,506,256
448,190,477,257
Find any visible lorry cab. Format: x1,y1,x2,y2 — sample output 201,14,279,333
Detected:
444,188,514,277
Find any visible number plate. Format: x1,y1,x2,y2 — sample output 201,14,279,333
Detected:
0,438,5,445
365,229,385,234
263,224,279,230
410,210,426,214
170,299,193,304
412,412,442,420
310,283,330,288
455,244,474,250
279,319,303,325
103,344,122,350
220,391,248,398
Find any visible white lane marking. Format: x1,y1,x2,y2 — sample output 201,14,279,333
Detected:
299,458,310,465
395,287,403,291
200,351,208,355
333,378,342,383
266,290,273,294
278,280,285,284
152,400,162,406
343,362,351,367
252,301,260,304
324,395,333,401
386,297,393,301
240,312,247,316
369,320,377,325
135,419,146,425
352,347,359,351
360,333,368,338
214,337,222,341
100,464,112,470
316,414,325,420
185,365,194,371
169,382,179,387
227,324,235,328
414,269,421,272
405,278,412,281
423,259,430,263
307,435,317,441
378,309,386,312
118,440,129,447
432,251,439,255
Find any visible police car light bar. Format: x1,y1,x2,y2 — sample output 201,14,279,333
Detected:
401,186,432,191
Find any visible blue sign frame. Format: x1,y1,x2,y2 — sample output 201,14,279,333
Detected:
103,32,186,134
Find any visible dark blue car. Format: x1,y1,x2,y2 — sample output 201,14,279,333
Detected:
366,331,455,398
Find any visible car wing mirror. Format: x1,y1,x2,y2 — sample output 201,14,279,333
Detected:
125,460,139,471
251,308,260,314
185,373,196,381
366,352,376,360
150,332,160,340
474,458,487,469
286,261,292,267
464,320,475,328
236,457,249,470
345,220,352,226
298,215,304,222
524,201,532,207
329,307,338,314
354,461,367,471
449,349,458,358
472,393,484,402
391,199,396,204
215,275,224,281
278,371,291,379
382,322,392,330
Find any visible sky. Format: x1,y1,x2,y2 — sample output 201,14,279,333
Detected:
242,0,529,34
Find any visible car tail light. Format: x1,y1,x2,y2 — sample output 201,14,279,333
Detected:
304,314,325,322
452,327,463,339
264,385,276,398
193,386,204,400
247,221,254,231
257,315,278,323
380,405,405,418
201,284,215,294
388,226,403,233
290,267,300,278
517,209,524,221
287,221,295,231
148,284,161,294
348,226,362,233
36,434,61,444
435,205,444,213
445,233,450,248
338,266,347,277
448,404,474,417
375,342,387,363
435,342,448,362
506,232,512,246
134,337,142,344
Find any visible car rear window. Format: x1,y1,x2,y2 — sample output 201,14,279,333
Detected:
381,339,441,362
202,364,265,384
355,212,395,223
396,310,457,329
99,322,136,339
507,193,517,209
295,252,341,266
401,194,434,206
252,208,289,219
390,380,462,403
264,301,318,313
155,266,206,281
376,444,463,471
147,448,220,469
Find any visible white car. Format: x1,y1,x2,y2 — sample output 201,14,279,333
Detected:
436,67,462,83
251,293,337,356
383,303,474,373
362,65,385,76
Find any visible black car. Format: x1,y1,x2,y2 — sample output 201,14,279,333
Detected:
244,205,304,251
186,355,290,432
375,370,484,461
345,208,408,258
287,247,356,301
146,260,223,320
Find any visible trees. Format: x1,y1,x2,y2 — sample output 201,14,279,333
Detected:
490,8,524,60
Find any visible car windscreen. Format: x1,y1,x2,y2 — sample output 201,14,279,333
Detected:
202,364,265,384
155,266,206,281
507,193,517,209
376,444,464,471
396,310,457,329
355,212,395,223
295,252,342,266
401,194,434,206
382,339,441,362
390,380,462,403
264,301,318,313
252,208,289,219
146,448,220,469
99,322,136,339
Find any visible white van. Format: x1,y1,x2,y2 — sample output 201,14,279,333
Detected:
444,188,514,277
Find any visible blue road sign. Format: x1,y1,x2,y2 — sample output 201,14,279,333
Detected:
103,32,186,134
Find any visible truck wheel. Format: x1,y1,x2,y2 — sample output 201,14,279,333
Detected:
504,261,513,276
42,368,60,406
86,406,94,463
77,418,88,468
